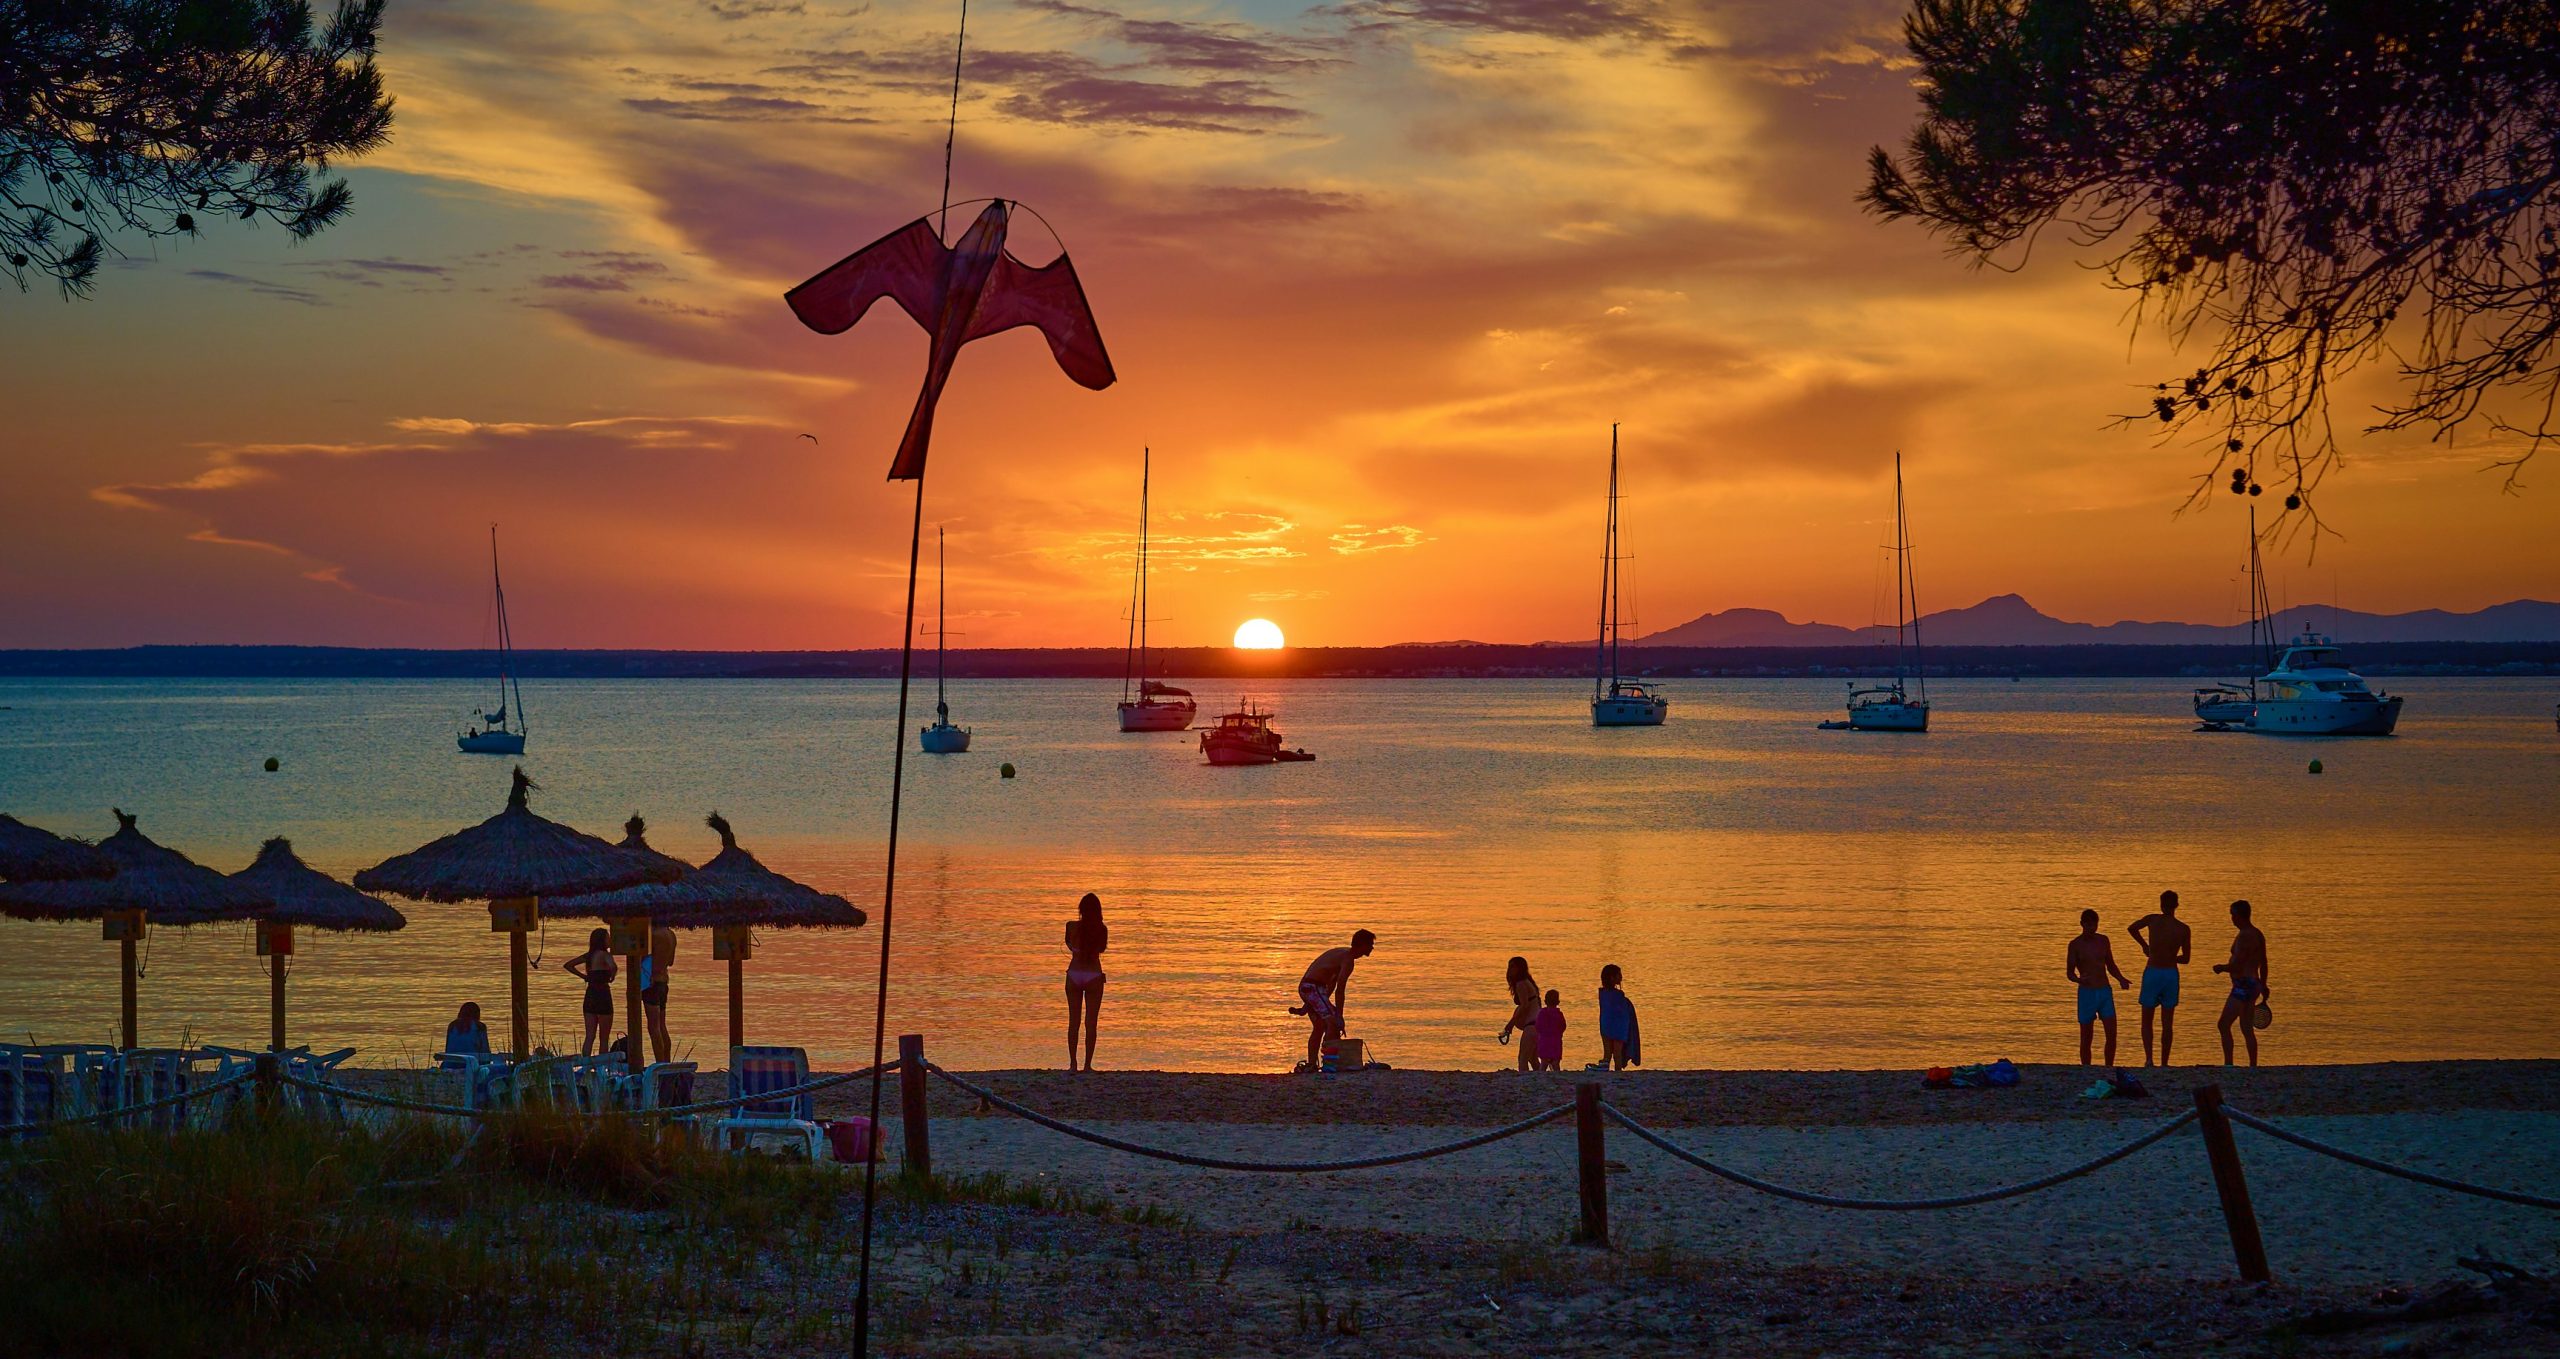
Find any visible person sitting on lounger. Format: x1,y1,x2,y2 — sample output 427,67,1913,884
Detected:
442,1002,491,1066
1294,929,1374,1072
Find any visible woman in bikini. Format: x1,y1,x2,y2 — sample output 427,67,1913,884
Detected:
563,927,616,1056
1064,892,1109,1071
1498,955,1540,1072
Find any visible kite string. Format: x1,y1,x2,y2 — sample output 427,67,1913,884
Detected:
939,0,968,235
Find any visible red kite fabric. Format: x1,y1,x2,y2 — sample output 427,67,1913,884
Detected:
786,199,1116,480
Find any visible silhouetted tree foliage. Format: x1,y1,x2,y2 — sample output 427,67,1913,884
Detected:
0,0,393,297
1864,0,2560,523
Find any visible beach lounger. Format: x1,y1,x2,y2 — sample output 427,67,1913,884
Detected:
614,1061,698,1115
437,1051,517,1111
1,1044,56,1133
709,1046,824,1160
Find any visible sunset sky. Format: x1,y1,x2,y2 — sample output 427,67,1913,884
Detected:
4,0,2553,651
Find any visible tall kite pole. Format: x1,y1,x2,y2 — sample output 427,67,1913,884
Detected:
850,4,968,1354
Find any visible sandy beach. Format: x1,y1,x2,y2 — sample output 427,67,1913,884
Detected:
322,1059,2560,1355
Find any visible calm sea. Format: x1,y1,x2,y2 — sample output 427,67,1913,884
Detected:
3,676,2555,1072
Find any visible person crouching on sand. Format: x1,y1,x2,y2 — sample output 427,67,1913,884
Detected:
1533,989,1566,1072
1590,963,1640,1072
1294,929,1373,1072
2066,908,2131,1066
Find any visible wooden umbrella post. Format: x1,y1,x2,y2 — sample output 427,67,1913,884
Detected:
715,924,751,1052
106,911,144,1050
614,914,650,1080
493,897,537,1059
258,921,294,1050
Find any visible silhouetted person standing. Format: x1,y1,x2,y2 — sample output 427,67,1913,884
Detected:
1064,892,1108,1072
2067,908,2131,1066
2127,890,2193,1067
2213,899,2271,1067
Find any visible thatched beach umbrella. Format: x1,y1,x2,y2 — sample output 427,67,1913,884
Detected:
228,838,406,1051
0,810,258,1049
0,813,113,882
557,812,863,1051
354,769,675,1058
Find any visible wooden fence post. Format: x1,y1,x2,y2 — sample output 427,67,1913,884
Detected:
898,1033,931,1181
2193,1084,2271,1282
1575,1082,1609,1246
254,1050,281,1118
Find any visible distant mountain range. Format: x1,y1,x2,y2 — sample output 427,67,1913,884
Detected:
1630,594,2560,647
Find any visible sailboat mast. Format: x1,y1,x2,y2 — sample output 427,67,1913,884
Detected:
1896,453,1925,704
1124,452,1145,702
1594,426,1618,702
935,527,948,705
2247,506,2273,675
489,525,522,731
1137,449,1151,692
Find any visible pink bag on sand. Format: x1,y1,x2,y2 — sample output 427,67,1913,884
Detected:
824,1117,879,1163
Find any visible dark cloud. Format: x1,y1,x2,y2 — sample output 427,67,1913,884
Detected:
534,252,673,295
625,94,875,124
999,75,1304,133
701,0,807,19
1019,1,1335,74
1328,0,1666,43
185,270,326,306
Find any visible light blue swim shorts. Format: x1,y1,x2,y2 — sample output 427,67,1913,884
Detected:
2138,966,2180,1009
2078,986,2117,1024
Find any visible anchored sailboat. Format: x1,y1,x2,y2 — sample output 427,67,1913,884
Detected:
1117,447,1197,732
1822,453,1930,732
2193,506,2275,729
1591,425,1667,727
920,527,972,753
457,527,528,755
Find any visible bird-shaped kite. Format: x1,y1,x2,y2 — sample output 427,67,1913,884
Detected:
786,199,1115,480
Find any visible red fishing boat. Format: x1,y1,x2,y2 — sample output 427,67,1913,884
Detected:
1198,701,1312,766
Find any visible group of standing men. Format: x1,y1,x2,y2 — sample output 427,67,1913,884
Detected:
2067,891,2271,1068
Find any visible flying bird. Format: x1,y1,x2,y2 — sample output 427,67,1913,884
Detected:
799,433,819,445
785,199,1115,480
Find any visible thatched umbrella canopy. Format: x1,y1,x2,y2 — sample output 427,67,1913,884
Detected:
229,838,406,1050
554,812,864,1051
0,813,112,883
354,768,676,1057
0,810,259,1048
543,814,723,1066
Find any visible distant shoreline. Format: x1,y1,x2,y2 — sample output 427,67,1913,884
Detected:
3,641,2557,680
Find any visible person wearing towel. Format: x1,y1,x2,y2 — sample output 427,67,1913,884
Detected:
1592,963,1642,1071
1064,892,1109,1072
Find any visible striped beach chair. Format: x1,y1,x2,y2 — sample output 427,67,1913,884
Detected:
710,1046,824,1159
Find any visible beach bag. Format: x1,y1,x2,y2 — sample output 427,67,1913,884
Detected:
1986,1059,2020,1087
1921,1066,1955,1089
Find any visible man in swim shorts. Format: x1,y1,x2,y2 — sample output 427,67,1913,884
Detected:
2066,908,2132,1067
1297,929,1375,1072
2212,899,2270,1067
2126,889,2193,1067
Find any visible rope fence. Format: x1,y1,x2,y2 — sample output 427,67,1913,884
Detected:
923,1061,1573,1172
12,1038,2556,1284
2222,1106,2560,1211
1600,1102,2200,1210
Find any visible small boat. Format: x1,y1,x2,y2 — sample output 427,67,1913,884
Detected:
1117,448,1198,733
2240,633,2404,736
2193,506,2274,730
457,526,528,755
1590,425,1668,727
1822,453,1929,732
919,527,972,754
1200,701,1297,766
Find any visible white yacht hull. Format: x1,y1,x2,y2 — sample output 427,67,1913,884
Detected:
1591,696,1667,726
2245,695,2402,736
919,722,972,753
1117,701,1194,732
1835,701,1929,732
457,730,525,754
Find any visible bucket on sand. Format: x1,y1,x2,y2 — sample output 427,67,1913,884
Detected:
1333,1037,1365,1070
824,1116,880,1163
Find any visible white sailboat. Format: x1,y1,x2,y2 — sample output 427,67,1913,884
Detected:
457,526,527,755
1822,453,1930,732
1591,424,1668,727
920,527,972,754
1117,447,1197,732
2192,506,2274,728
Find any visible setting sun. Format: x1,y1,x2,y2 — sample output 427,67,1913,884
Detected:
1233,618,1286,650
